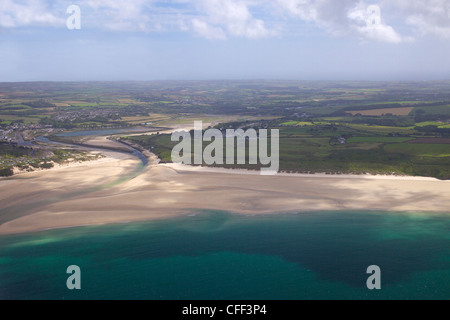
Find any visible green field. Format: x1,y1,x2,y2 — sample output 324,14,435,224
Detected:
347,137,414,143
415,121,450,128
1,81,449,179
384,143,450,157
281,121,331,126
0,115,42,124
125,124,450,179
0,104,32,110
345,124,416,134
414,105,450,116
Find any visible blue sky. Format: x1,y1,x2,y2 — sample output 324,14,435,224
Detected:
1,0,450,81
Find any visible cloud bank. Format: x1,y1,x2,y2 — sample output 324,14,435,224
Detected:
1,0,450,42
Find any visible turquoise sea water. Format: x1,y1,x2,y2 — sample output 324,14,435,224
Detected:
0,211,449,300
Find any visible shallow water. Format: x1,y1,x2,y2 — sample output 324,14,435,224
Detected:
0,210,449,300
55,128,154,137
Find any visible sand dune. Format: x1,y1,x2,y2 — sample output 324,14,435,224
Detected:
0,150,449,234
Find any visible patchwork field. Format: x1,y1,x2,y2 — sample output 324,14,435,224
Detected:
347,107,414,116
384,143,450,157
409,138,450,144
1,81,449,179
126,122,450,180
347,137,414,143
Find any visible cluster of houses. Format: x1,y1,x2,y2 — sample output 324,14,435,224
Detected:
0,123,58,145
337,136,347,144
52,109,121,123
0,129,11,143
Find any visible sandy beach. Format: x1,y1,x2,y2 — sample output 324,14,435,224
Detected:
0,145,449,235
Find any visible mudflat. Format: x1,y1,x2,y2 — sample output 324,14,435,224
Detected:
1,151,449,235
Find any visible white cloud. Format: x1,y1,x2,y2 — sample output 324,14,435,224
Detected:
85,0,151,31
277,0,358,35
356,24,404,43
407,15,450,38
277,0,318,21
383,0,450,39
0,0,63,28
347,2,410,43
2,0,450,42
278,0,411,43
82,0,275,38
191,18,226,40
191,0,274,39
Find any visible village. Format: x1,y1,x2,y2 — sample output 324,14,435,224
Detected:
0,123,62,145
0,123,67,176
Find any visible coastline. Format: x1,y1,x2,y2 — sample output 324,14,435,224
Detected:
0,150,449,235
161,162,444,181
0,150,129,180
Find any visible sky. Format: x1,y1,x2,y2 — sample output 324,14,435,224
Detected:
1,0,450,81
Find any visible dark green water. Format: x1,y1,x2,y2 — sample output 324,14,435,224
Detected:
0,211,449,300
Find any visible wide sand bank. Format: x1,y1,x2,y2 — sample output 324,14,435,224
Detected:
1,153,449,234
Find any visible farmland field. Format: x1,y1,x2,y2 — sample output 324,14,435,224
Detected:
415,121,450,128
384,143,450,157
409,138,450,144
126,121,450,179
0,80,449,179
413,104,450,116
347,107,414,116
347,137,414,143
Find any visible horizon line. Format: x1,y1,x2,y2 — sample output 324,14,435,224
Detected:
1,79,450,84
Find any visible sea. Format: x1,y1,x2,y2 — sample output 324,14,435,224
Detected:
0,210,449,300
